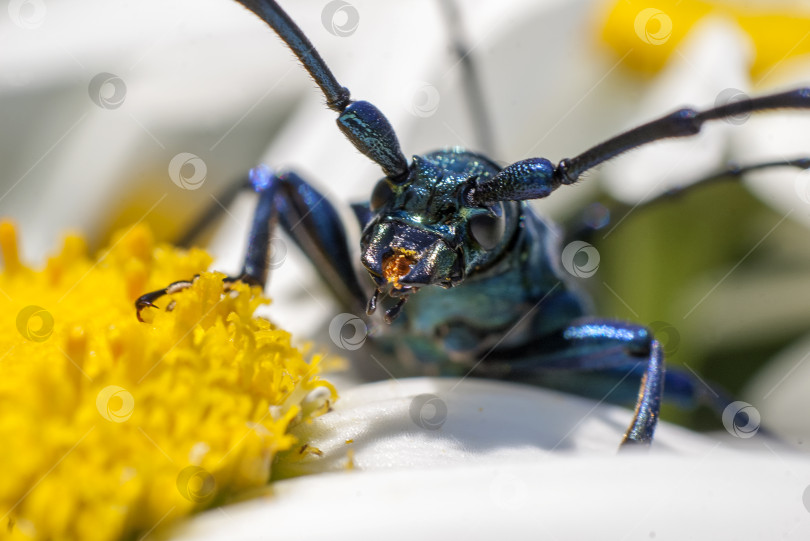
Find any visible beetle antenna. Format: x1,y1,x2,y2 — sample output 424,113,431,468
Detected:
469,88,810,207
236,0,348,112
554,88,810,185
235,0,410,182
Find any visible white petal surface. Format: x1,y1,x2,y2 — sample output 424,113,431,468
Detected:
745,333,810,446
171,378,810,541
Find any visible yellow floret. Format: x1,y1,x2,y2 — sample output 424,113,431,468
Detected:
601,0,810,78
0,221,336,541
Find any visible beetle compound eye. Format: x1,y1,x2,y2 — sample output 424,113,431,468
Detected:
469,205,505,250
370,179,394,211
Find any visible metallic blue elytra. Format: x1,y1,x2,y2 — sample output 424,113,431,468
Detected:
136,0,810,447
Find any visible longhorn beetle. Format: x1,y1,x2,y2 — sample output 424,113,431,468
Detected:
136,0,810,446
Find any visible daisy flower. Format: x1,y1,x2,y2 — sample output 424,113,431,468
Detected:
2,0,810,539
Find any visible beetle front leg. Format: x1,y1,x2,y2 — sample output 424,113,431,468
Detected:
493,318,664,446
245,166,368,314
136,165,367,321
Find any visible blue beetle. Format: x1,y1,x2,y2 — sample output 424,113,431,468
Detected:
137,0,810,446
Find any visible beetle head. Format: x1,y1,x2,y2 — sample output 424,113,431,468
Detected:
361,149,520,322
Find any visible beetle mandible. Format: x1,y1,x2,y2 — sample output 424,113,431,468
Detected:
136,0,810,446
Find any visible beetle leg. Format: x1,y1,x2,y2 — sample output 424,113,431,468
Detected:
485,318,665,446
483,315,740,445
135,277,198,322
243,166,368,314
135,165,368,322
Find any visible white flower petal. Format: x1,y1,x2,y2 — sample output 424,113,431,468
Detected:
745,333,810,445
171,377,810,541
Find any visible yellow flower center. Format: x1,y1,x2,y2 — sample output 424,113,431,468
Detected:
0,222,336,541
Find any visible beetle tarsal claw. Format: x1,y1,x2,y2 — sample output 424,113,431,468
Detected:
134,274,242,322
135,278,196,322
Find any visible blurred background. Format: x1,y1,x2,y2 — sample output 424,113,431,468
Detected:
2,0,810,438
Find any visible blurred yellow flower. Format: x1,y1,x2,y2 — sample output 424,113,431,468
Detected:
0,222,336,541
602,0,810,77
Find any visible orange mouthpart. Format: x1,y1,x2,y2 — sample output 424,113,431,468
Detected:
382,251,417,289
